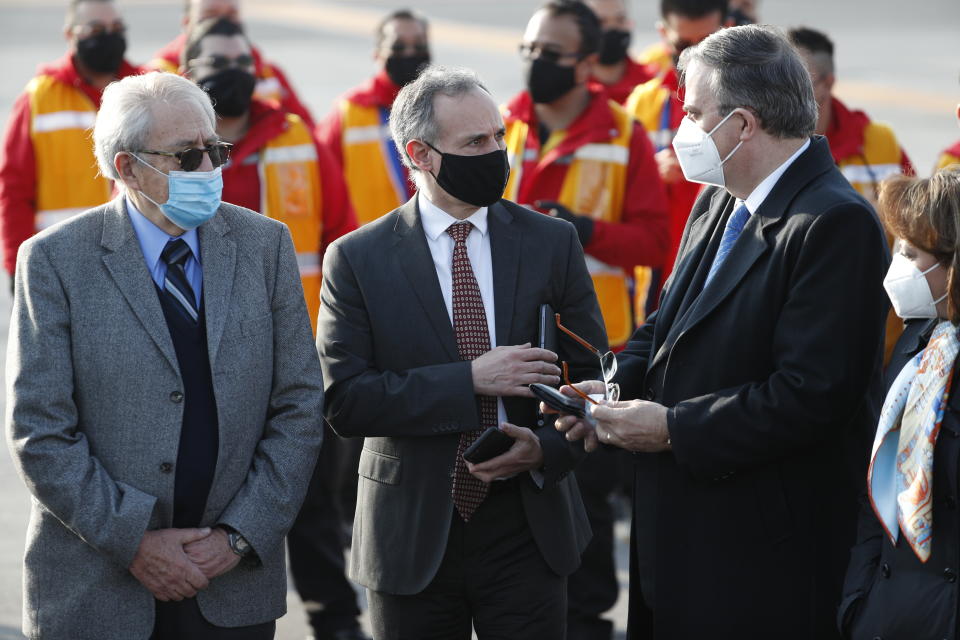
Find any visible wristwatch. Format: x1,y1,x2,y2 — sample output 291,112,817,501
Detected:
226,530,252,558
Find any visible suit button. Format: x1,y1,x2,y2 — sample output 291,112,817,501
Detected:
944,568,957,583
643,388,654,401
880,563,891,578
159,462,173,473
170,391,183,403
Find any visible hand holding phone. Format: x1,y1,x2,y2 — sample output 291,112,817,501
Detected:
529,383,586,418
462,426,515,464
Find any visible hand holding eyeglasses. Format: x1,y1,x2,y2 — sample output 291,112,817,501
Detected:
471,343,561,398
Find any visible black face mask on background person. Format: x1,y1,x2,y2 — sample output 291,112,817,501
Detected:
598,29,631,65
424,142,510,208
524,57,578,104
75,32,126,74
386,53,430,88
199,68,257,118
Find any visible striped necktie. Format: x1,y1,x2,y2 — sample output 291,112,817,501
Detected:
705,202,750,286
161,239,199,324
447,221,498,522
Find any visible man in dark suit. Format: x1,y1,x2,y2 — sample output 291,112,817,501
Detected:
555,25,890,639
316,64,605,640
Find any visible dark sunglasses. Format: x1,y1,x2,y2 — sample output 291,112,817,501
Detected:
136,142,233,172
518,42,583,64
189,54,255,71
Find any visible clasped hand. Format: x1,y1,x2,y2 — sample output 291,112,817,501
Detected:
129,527,240,601
544,381,672,453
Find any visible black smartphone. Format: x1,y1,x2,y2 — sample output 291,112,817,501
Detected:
529,383,586,418
536,303,557,428
462,427,515,464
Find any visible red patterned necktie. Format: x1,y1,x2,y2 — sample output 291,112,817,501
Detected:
447,221,498,522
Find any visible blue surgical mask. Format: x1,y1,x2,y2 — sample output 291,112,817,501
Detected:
133,154,223,230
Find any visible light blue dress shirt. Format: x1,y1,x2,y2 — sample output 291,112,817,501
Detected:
125,198,203,307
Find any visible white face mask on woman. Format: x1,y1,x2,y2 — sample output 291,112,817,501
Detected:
883,253,947,319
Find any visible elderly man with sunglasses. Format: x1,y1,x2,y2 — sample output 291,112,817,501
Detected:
5,71,324,640
0,0,142,289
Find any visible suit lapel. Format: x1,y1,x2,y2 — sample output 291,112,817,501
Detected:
198,209,236,366
488,201,521,346
100,197,179,373
648,191,731,370
394,198,460,361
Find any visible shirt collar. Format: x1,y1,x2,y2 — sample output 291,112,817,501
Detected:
418,191,489,241
742,138,810,214
125,196,201,269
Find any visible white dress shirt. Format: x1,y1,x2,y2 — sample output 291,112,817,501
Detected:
418,192,508,427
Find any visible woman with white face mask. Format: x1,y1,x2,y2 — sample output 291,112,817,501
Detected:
841,167,960,640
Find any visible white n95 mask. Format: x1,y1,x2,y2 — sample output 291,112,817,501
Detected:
883,252,946,319
672,110,743,188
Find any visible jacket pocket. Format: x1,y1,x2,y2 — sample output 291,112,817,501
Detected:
358,447,401,485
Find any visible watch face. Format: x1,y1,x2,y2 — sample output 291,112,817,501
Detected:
230,532,250,556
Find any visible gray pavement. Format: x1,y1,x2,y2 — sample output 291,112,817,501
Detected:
0,0,957,638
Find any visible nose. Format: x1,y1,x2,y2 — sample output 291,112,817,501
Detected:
198,148,216,172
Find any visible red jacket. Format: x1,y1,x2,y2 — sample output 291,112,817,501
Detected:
937,139,960,170
0,54,141,275
150,34,315,129
589,57,653,106
502,88,669,272
826,97,913,173
222,100,355,253
314,70,402,168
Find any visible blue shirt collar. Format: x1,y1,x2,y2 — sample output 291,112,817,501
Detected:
125,197,201,270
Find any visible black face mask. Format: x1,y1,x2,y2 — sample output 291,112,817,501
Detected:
524,57,578,104
385,53,430,88
199,68,257,118
425,142,510,208
75,32,126,74
598,29,631,65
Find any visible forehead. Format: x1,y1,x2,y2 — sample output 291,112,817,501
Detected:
523,10,582,50
197,33,250,57
145,100,215,149
73,1,120,25
381,18,427,43
681,60,717,113
585,0,627,23
193,0,239,18
432,88,503,142
663,11,723,42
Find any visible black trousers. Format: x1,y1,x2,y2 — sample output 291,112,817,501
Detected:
288,423,362,634
368,480,566,640
567,446,625,640
152,598,275,639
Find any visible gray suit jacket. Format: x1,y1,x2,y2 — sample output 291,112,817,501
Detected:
5,197,324,639
317,197,603,595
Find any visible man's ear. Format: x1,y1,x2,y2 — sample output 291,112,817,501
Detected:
575,53,597,85
735,108,759,142
114,152,141,191
825,72,836,93
406,139,435,174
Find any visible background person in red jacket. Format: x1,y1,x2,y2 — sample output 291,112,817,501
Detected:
181,17,362,640
315,9,431,227
149,0,315,128
0,0,140,286
584,0,652,105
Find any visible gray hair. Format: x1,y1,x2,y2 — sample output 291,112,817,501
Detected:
389,65,489,176
94,71,216,182
678,25,818,139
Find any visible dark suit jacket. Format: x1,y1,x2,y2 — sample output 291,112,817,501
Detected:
838,318,960,640
316,196,605,595
616,137,890,639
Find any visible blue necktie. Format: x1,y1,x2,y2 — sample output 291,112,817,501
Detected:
704,202,750,286
161,239,199,324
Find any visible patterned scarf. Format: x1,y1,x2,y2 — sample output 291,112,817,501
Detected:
868,321,960,562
